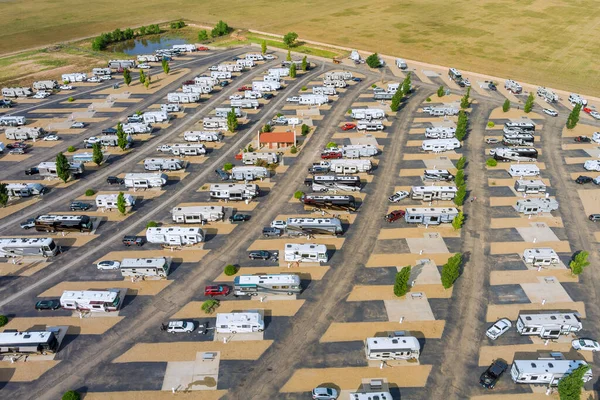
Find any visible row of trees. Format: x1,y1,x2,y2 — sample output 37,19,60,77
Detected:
92,25,160,51
390,72,412,112
567,103,582,129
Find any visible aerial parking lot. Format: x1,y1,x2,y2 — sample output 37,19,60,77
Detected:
0,20,600,400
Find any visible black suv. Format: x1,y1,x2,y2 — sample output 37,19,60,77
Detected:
102,127,117,135
25,167,39,175
576,175,593,184
70,201,91,211
107,176,124,185
229,214,251,223
123,236,144,246
0,99,13,108
479,359,508,389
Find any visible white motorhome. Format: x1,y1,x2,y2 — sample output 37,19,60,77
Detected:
515,198,559,214
423,169,455,182
568,93,587,106
137,54,160,63
584,160,600,172
217,63,243,72
230,166,269,181
508,164,540,177
284,243,328,263
5,127,45,140
144,158,183,171
0,330,60,355
349,380,392,400
108,60,135,69
522,248,560,266
404,207,459,225
537,86,558,103
323,79,347,88
143,111,169,123
511,357,591,386
516,312,582,338
351,108,386,120
203,117,228,130
95,193,135,209
61,73,87,83
91,68,112,76
425,126,456,139
183,131,222,142
328,159,372,173
171,206,224,223
182,84,212,94
0,116,27,126
252,81,280,92
426,106,459,116
33,80,58,90
505,121,536,132
421,138,461,152
194,76,218,86
146,226,204,246
210,71,232,80
245,53,264,61
503,132,535,146
504,79,523,94
161,103,181,113
494,147,538,162
312,86,337,96
341,144,379,158
242,152,278,165
215,311,264,333
122,122,152,134
37,161,84,178
514,179,546,194
237,58,255,68
215,107,243,118
312,180,360,193
173,44,197,52
357,120,385,131
5,183,47,197
448,68,463,82
209,184,258,201
167,92,200,103
120,257,171,279
124,172,167,188
97,134,132,148
170,143,206,156
2,87,33,97
325,71,353,80
298,94,329,106
0,237,58,258
365,335,420,361
263,74,280,83
410,186,457,201
60,289,122,312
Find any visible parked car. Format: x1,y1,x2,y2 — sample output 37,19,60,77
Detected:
589,214,600,222
488,82,497,91
43,134,60,141
215,169,230,181
312,387,339,400
485,318,511,340
197,46,209,51
263,54,275,60
138,64,152,69
574,136,591,143
572,338,600,352
479,359,508,389
20,218,35,229
248,250,271,260
122,236,144,246
485,138,500,144
87,76,101,83
583,107,592,114
262,227,282,237
463,78,471,87
388,190,409,203
70,201,91,211
204,285,231,297
385,210,405,223
102,127,117,135
33,91,50,99
238,85,252,91
321,151,343,160
59,85,73,90
7,142,27,149
9,148,25,155
71,122,85,129
35,299,61,311
0,99,13,108
271,220,287,229
219,80,229,87
456,80,466,88
25,167,39,175
576,176,593,184
341,123,357,131
590,111,600,120
594,176,600,185
99,75,112,81
229,214,251,222
352,77,362,82
165,320,194,334
97,260,121,270
106,176,124,185
263,93,274,100
543,108,558,117
229,94,243,100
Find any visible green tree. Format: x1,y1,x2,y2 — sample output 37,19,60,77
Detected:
455,169,465,187
286,49,291,62
366,53,381,68
401,72,412,95
460,87,471,109
116,192,127,215
394,266,412,297
301,124,310,136
56,152,71,183
139,26,147,36
0,183,8,207
85,189,95,196
390,88,404,112
224,264,237,276
452,211,464,231
162,59,170,75
456,156,466,170
62,390,80,400
524,92,534,113
437,86,445,97
326,142,338,149
262,124,272,133
123,68,132,86
283,32,298,48
202,299,219,314
227,108,238,132
211,20,230,37
441,253,462,289
116,123,129,150
290,145,297,154
92,142,103,166
486,158,498,167
570,251,590,276
502,99,511,112
224,163,233,171
124,28,134,39
289,63,297,78
198,30,209,41
0,315,7,327
144,74,151,89
567,103,582,129
294,190,304,199
146,221,158,228
454,184,467,206
455,110,468,140
261,40,267,54
170,20,185,29
301,56,308,71
558,364,590,400
67,145,76,152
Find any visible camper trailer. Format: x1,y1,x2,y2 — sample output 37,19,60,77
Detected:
245,53,264,61
584,160,600,172
92,68,112,76
61,73,87,83
242,152,278,165
426,106,459,116
515,198,559,214
349,380,393,400
505,121,536,133
323,79,347,88
194,76,218,86
203,117,228,130
143,157,183,171
169,143,206,156
0,237,58,258
311,180,360,193
143,111,169,123
2,87,33,97
508,164,540,177
310,175,361,188
312,86,337,96
60,289,122,312
120,257,171,279
217,63,242,72
423,170,455,182
410,186,458,201
233,274,302,296
5,183,47,197
137,54,160,63
230,99,260,109
298,94,329,106
95,193,135,210
182,84,211,94
252,81,280,91
5,127,45,140
209,184,258,201
522,248,560,266
537,87,559,103
183,131,222,142
516,312,582,339
210,71,232,80
171,206,224,223
96,135,132,148
108,60,136,69
263,74,280,83
503,132,535,146
284,243,328,263
285,217,343,236
365,335,420,361
123,173,167,188
341,145,379,158
514,179,546,194
373,91,394,100
122,122,152,134
421,138,461,152
404,207,459,225
268,67,289,77
0,116,27,126
425,126,456,139
33,80,58,91
504,80,523,94
146,226,203,246
237,58,255,68
230,166,269,181
357,120,385,131
37,161,84,178
301,194,357,211
494,148,538,162
167,92,200,103
215,107,243,118
351,108,386,120
325,71,353,81
327,159,372,173
511,357,591,386
72,152,96,163
0,330,60,356
161,103,181,113
172,44,196,52
215,311,264,333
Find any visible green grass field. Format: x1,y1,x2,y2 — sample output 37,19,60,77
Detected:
0,0,599,94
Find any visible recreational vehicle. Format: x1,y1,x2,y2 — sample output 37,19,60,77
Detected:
311,180,360,193
95,193,135,209
284,243,328,263
323,79,347,88
182,84,211,94
203,117,228,130
215,107,243,118
0,330,59,355
242,152,278,165
167,92,200,103
171,206,224,223
286,217,343,236
61,73,87,83
170,143,206,156
161,103,181,113
328,159,372,173
426,106,459,116
504,80,522,94
122,122,152,134
33,80,58,90
516,312,582,338
514,179,546,194
209,184,258,200
448,68,463,82
108,60,135,69
2,87,32,97
423,170,455,182
341,145,379,158
217,63,242,72
310,175,361,188
60,289,122,312
537,87,559,103
137,54,160,63
263,74,280,83
143,111,169,123
494,148,538,162
508,164,540,177
37,161,84,178
404,207,459,225
584,160,600,172
511,357,591,386
503,133,535,146
245,53,264,61
351,108,385,120
91,68,111,76
119,257,171,279
349,380,393,400
5,127,45,140
268,67,289,77
215,311,264,333
172,44,196,52
365,335,420,361
421,138,461,152
425,126,456,139
504,122,536,133
230,99,260,109
233,274,302,296
253,81,280,91
0,115,27,126
230,166,269,181
72,152,95,163
237,58,255,68
34,215,93,233
522,248,560,266
298,94,329,106
301,194,357,211
312,86,337,96
410,186,458,201
146,226,204,246
194,76,218,86
373,91,394,100
183,131,222,142
123,173,168,188
97,134,132,148
515,198,559,214
6,183,47,197
325,71,353,81
144,158,183,171
0,237,58,258
210,71,232,80
357,120,385,131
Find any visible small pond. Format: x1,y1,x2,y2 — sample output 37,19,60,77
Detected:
112,36,188,55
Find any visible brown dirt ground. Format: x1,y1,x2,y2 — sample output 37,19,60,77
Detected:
214,266,330,282
39,280,173,297
173,300,305,319
0,361,60,382
490,217,563,229
489,241,571,255
347,284,452,301
478,343,593,366
490,269,577,285
82,391,227,400
320,320,445,342
366,253,455,268
3,316,124,335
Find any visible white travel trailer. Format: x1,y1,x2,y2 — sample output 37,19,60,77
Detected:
0,237,58,258
137,54,160,63
210,71,232,80
230,99,260,109
404,207,459,225
263,74,280,83
170,143,206,156
215,107,243,118
284,243,328,263
5,127,45,140
143,111,169,123
33,80,58,90
242,152,278,165
98,135,132,148
146,226,204,246
511,357,591,386
516,312,582,339
568,93,587,106
0,116,27,126
171,206,224,223
286,217,343,236
161,103,181,113
144,158,183,171
312,86,337,96
423,169,455,182
425,126,456,139
2,87,33,97
323,79,347,88
341,144,379,158
351,108,386,120
120,257,171,279
60,289,122,312
95,193,135,210
92,68,112,76
203,117,228,130
217,63,243,72
365,336,420,361
325,71,353,81
268,67,289,77
328,159,372,173
504,79,523,94
514,179,546,194
237,58,255,68
194,76,218,86
183,131,222,142
108,60,135,69
122,122,152,134
427,106,459,116
167,92,200,103
5,183,47,197
357,120,385,131
537,86,559,103
312,181,360,193
61,73,87,83
410,186,457,201
233,274,302,296
173,44,197,52
252,81,280,91
508,164,540,177
494,147,538,162
349,380,392,400
209,184,258,201
0,329,60,355
230,166,269,181
522,248,560,266
124,172,167,188
182,84,212,94
245,53,264,61
584,160,600,172
216,311,264,333
38,161,84,178
298,94,329,105
421,138,461,152
515,198,559,214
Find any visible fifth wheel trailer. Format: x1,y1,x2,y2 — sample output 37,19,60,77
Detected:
284,243,328,263
340,145,379,158
167,92,200,103
0,330,60,355
516,312,582,338
183,131,223,142
410,186,457,201
0,116,27,126
170,143,206,156
230,166,270,181
144,158,183,171
421,138,461,152
514,179,546,194
171,206,224,223
120,257,171,279
209,184,258,200
146,226,204,245
96,193,135,209
33,80,58,90
511,357,591,386
124,173,167,188
351,108,385,120
5,127,45,140
365,336,420,361
6,183,47,197
242,152,278,165
404,207,459,225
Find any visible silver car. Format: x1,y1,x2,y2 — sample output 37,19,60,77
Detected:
388,190,409,203
312,387,338,400
97,260,121,270
486,318,511,340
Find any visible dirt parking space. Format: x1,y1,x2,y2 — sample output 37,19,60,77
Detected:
247,237,345,251
98,249,210,264
173,300,305,319
214,266,330,282
3,316,124,335
490,269,576,285
485,302,586,322
561,124,599,138
320,320,445,342
0,361,60,382
366,253,454,268
478,343,593,366
489,241,571,255
83,390,227,400
378,227,460,240
577,189,600,215
490,217,563,229
39,280,172,297
0,197,41,219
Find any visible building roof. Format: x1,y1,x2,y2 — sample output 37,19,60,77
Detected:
259,131,295,144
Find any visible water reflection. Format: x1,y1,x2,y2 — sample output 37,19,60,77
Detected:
112,36,188,55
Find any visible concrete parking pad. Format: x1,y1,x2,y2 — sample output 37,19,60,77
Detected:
2,316,124,335
577,189,600,215
348,285,451,301
83,390,227,400
488,178,551,187
366,253,455,268
488,162,546,171
378,227,460,240
485,302,586,322
39,280,172,297
490,241,571,255
422,157,456,170
403,152,462,160
173,300,305,319
516,223,560,242
0,361,60,382
280,365,432,392
114,340,273,363
320,321,445,342
490,217,563,229
490,269,576,285
406,237,450,254
177,201,258,212
384,296,435,321
162,351,220,392
479,343,594,366
214,266,330,282
521,277,573,304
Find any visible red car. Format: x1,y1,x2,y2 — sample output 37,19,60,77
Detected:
341,123,357,131
385,210,405,223
238,85,252,92
574,136,591,143
197,46,209,51
204,285,231,297
321,151,343,160
583,107,592,114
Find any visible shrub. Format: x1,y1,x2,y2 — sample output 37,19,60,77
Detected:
201,299,220,314
85,189,95,196
347,109,352,114
301,86,307,91
0,315,8,327
524,92,534,113
262,124,272,133
570,251,590,276
62,391,80,400
371,84,377,89
452,212,464,231
224,264,237,276
146,221,158,228
426,97,431,102
326,142,337,149
454,184,467,206
502,99,510,112
366,53,381,68
487,121,495,128
301,124,310,136
276,113,283,117
223,162,233,171
441,253,462,289
437,86,444,97
67,146,76,152
486,158,498,167
290,145,297,154
455,169,465,187
393,266,411,297
294,190,304,199
67,97,74,102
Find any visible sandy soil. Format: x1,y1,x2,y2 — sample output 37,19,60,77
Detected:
39,280,173,297
577,189,600,215
378,227,460,240
3,316,124,335
489,241,571,255
490,217,563,229
485,301,586,322
489,108,543,120
82,391,227,400
0,197,41,219
490,269,577,285
0,361,60,382
320,320,445,342
173,300,305,319
561,124,599,138
347,285,452,301
366,253,455,268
